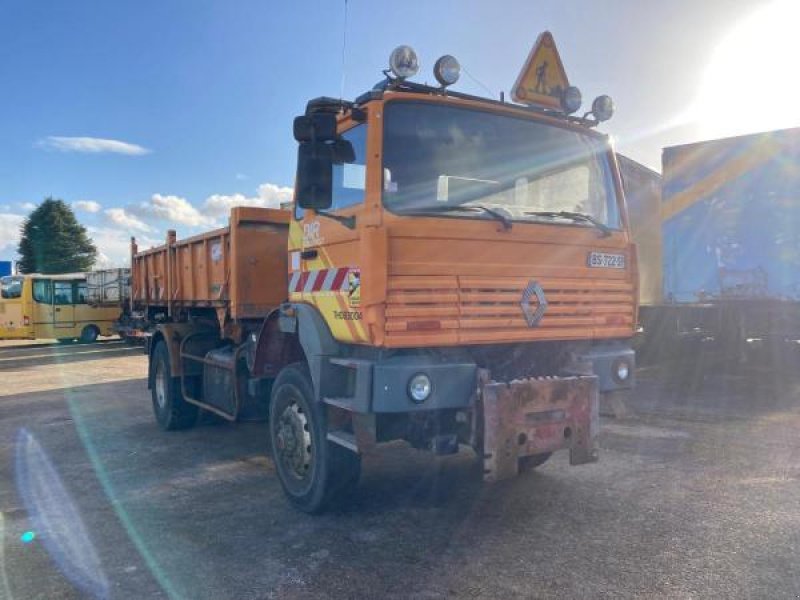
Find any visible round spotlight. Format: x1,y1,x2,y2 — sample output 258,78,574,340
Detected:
408,373,432,403
592,95,615,122
561,86,582,114
433,54,461,87
389,45,420,80
611,358,631,384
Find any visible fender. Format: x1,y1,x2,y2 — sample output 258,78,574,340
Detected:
148,322,213,386
277,302,341,399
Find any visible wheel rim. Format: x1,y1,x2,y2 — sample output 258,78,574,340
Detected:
154,361,167,410
275,398,313,485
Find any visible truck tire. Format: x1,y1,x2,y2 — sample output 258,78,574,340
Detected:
269,363,360,514
80,325,99,344
150,341,198,431
518,452,552,472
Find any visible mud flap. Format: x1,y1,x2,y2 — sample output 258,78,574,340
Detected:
481,374,599,482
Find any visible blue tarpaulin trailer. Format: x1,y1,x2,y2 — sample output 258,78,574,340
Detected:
623,127,800,364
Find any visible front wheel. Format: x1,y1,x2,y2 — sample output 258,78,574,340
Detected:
269,363,360,514
150,341,198,430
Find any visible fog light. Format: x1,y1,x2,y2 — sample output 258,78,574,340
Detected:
591,95,614,122
433,55,460,87
612,358,630,383
408,373,432,403
389,45,419,80
561,86,582,114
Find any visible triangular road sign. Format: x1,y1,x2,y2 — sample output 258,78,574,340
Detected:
511,31,570,110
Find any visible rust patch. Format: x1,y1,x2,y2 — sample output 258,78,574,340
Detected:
481,375,599,482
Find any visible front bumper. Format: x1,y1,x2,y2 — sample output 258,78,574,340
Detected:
371,355,477,413
480,372,599,481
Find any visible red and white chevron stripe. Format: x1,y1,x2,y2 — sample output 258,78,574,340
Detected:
288,267,355,294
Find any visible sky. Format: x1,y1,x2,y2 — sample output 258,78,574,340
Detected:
1,0,799,266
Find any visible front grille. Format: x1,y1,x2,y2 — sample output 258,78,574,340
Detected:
384,275,634,346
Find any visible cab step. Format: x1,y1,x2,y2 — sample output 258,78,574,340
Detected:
327,430,358,452
322,396,357,411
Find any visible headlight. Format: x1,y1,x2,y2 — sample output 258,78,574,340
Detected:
408,373,432,403
389,45,420,80
433,55,460,87
612,358,631,383
592,95,615,122
561,86,582,114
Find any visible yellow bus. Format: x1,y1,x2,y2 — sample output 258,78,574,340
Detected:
0,273,121,343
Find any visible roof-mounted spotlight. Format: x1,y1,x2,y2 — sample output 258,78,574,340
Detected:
433,55,460,88
591,95,614,122
389,45,419,80
561,86,582,114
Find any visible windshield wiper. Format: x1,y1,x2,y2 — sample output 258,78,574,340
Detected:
403,204,512,230
523,210,612,237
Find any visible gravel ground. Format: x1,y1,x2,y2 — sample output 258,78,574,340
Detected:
1,339,799,599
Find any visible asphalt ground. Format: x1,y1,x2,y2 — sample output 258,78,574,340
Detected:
1,339,799,599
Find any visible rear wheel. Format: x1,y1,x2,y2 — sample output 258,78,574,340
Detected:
151,341,198,430
79,325,99,344
269,363,360,514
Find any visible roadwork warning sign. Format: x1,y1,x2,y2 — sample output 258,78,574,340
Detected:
511,31,570,110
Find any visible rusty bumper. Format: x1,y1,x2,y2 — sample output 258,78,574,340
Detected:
481,373,599,482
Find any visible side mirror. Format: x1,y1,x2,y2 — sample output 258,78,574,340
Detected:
296,142,334,210
293,113,338,142
295,138,356,211
331,139,355,164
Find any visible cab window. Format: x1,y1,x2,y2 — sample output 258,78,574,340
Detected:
331,125,367,211
295,123,367,219
76,282,88,304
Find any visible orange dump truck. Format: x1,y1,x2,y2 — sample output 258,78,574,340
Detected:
136,37,637,512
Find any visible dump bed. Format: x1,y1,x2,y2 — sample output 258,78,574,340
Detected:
131,207,290,322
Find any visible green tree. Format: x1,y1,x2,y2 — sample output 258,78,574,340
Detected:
17,198,97,274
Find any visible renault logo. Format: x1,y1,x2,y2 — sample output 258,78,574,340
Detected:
520,280,547,327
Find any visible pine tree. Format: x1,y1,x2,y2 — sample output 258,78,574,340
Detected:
17,198,97,274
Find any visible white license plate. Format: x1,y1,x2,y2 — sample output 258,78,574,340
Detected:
587,252,626,269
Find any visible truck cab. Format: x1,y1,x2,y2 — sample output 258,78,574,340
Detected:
274,46,636,508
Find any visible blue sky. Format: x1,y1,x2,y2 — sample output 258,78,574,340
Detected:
1,0,797,264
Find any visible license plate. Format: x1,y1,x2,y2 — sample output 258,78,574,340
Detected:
587,252,626,269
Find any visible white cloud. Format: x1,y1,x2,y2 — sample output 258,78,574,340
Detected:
203,183,293,217
105,208,152,233
87,226,161,268
0,214,24,251
136,194,215,228
18,202,36,211
37,136,150,156
73,200,102,213
235,173,248,181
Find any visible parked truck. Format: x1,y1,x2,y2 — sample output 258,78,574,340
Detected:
134,38,637,512
626,127,800,365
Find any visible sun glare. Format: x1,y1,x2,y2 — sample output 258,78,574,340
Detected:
691,0,800,140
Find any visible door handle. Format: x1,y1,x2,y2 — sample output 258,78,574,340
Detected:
55,307,61,312
300,249,318,260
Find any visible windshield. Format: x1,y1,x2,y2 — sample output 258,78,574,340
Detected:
382,101,620,228
0,275,23,299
